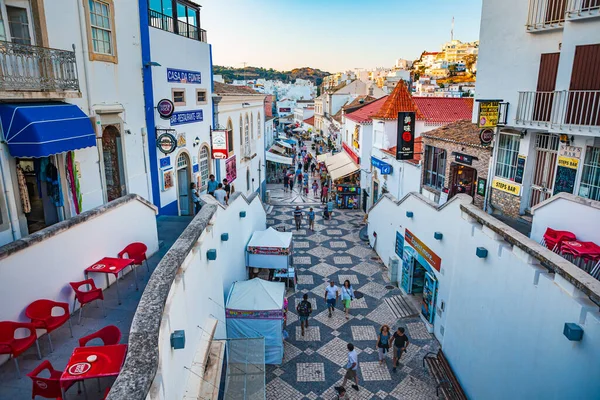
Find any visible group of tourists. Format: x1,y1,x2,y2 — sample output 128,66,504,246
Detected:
190,174,232,211
292,203,334,230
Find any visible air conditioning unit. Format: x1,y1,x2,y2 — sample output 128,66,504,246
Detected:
388,254,401,285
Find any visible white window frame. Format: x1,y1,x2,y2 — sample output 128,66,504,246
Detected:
198,145,210,191
578,146,600,201
424,145,447,190
84,0,118,63
494,133,520,181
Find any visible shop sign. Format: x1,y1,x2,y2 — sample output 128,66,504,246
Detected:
479,128,494,146
279,108,291,113
371,156,392,175
477,178,487,196
170,110,203,126
211,129,228,159
454,153,473,165
161,168,174,191
192,164,199,173
226,155,237,183
405,229,441,272
559,144,582,159
343,142,360,164
515,155,526,184
396,112,415,160
159,156,171,169
176,132,187,147
395,231,404,257
477,101,500,128
353,125,360,150
557,156,579,170
156,131,177,154
167,68,201,84
226,309,283,320
157,99,174,119
492,178,521,196
247,246,291,255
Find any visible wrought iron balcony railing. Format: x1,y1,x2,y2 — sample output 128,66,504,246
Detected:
0,41,80,92
148,9,207,42
526,0,567,31
516,90,600,130
566,0,600,18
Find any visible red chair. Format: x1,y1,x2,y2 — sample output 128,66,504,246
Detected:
541,228,576,252
0,321,41,378
25,300,73,353
118,242,150,276
27,360,76,399
69,279,105,325
78,325,121,347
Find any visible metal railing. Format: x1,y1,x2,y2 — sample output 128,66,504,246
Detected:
566,0,600,17
516,90,600,130
0,41,79,92
148,9,207,42
526,0,567,30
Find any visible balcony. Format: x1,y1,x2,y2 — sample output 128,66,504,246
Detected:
527,0,600,31
566,0,600,19
0,41,80,98
148,9,207,42
516,90,600,132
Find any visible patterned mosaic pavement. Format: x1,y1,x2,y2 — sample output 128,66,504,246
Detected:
265,206,440,400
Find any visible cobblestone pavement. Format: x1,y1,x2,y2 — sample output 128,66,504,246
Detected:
266,206,440,400
267,182,323,206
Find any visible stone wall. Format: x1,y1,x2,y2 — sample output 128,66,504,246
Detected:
490,187,521,218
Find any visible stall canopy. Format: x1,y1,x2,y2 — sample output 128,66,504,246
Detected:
226,278,285,364
266,151,293,165
247,227,293,269
325,151,359,182
270,144,287,154
0,102,96,158
317,152,332,162
276,140,293,149
292,127,304,132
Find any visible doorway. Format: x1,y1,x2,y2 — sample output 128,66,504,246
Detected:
449,163,477,198
176,152,192,216
400,247,438,325
102,125,126,202
529,133,559,208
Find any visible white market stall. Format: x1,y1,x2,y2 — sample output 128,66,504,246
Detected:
246,227,295,289
226,278,286,365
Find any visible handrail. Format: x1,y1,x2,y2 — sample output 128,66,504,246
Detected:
148,9,207,42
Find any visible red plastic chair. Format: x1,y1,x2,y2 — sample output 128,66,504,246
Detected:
542,228,576,252
78,325,121,347
25,300,73,353
0,321,41,378
27,360,76,399
69,279,105,325
118,242,150,276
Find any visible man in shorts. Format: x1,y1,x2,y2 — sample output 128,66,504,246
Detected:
392,327,410,372
296,293,312,336
324,280,339,318
336,343,359,392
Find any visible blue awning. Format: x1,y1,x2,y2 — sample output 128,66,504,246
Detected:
0,103,96,158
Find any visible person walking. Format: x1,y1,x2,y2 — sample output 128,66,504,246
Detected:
303,171,309,188
304,183,309,197
222,179,231,201
288,174,295,193
391,327,410,373
293,206,303,230
341,280,354,320
336,343,359,392
283,174,289,193
327,198,334,219
324,280,339,318
307,207,315,230
376,325,391,365
310,162,317,176
191,183,202,214
321,184,329,204
213,183,228,206
207,174,218,197
296,293,312,336
334,387,350,400
312,180,319,197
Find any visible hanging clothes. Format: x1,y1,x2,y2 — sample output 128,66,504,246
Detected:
45,160,64,207
16,165,31,213
65,151,82,214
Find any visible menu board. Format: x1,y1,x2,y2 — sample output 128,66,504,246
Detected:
515,155,526,184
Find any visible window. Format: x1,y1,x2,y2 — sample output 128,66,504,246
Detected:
177,153,188,169
239,115,243,152
244,114,251,157
424,146,447,190
196,89,207,104
176,1,199,40
257,113,261,138
579,146,600,201
172,89,186,105
227,118,234,154
199,145,210,190
0,10,6,41
6,6,31,45
494,133,520,180
251,113,254,139
85,0,117,63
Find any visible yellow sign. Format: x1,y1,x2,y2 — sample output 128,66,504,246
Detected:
492,178,521,196
478,101,500,128
558,156,579,170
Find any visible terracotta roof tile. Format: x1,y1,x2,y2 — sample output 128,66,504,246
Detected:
213,81,261,95
343,95,377,111
346,96,389,124
421,119,487,149
371,81,424,120
413,97,474,123
381,137,423,164
304,116,315,126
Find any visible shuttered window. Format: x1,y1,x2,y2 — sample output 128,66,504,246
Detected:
567,44,600,126
533,53,560,122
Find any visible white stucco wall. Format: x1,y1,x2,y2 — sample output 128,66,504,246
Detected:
368,193,600,399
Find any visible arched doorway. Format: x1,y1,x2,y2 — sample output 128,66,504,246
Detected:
176,152,192,216
246,168,251,192
102,125,126,202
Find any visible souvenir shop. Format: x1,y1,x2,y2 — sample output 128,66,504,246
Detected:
324,149,361,210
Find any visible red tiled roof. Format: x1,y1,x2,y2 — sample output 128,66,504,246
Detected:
421,119,487,149
381,137,423,165
213,81,261,95
413,97,474,124
346,96,389,124
304,116,315,126
371,81,425,120
422,52,441,56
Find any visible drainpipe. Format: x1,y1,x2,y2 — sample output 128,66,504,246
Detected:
483,132,499,213
0,145,21,241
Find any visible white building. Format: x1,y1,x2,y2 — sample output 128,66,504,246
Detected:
293,107,315,125
276,98,296,117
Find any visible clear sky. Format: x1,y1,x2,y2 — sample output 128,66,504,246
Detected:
201,0,483,72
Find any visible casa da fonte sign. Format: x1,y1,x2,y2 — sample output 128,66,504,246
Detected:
167,68,202,84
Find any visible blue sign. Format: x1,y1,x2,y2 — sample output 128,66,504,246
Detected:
395,231,404,257
167,68,202,84
159,157,171,169
193,164,199,173
170,110,203,126
371,156,392,175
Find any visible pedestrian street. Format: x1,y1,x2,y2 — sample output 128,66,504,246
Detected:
265,205,440,400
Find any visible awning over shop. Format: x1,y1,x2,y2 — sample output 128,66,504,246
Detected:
317,152,332,162
276,140,292,149
0,103,95,158
325,151,359,182
270,144,287,154
266,151,293,165
283,138,297,144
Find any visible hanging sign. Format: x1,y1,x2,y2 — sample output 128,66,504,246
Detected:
558,144,582,159
157,99,174,119
477,101,500,128
211,129,228,159
479,128,494,146
371,157,392,175
226,155,237,183
170,110,203,126
156,131,177,154
492,178,521,196
167,68,202,84
396,112,415,160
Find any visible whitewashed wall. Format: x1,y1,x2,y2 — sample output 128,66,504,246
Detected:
368,193,600,399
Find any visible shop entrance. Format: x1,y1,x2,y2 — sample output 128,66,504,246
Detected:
102,125,126,202
176,152,192,216
449,163,477,198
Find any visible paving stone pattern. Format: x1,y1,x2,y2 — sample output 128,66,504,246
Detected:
266,206,440,400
